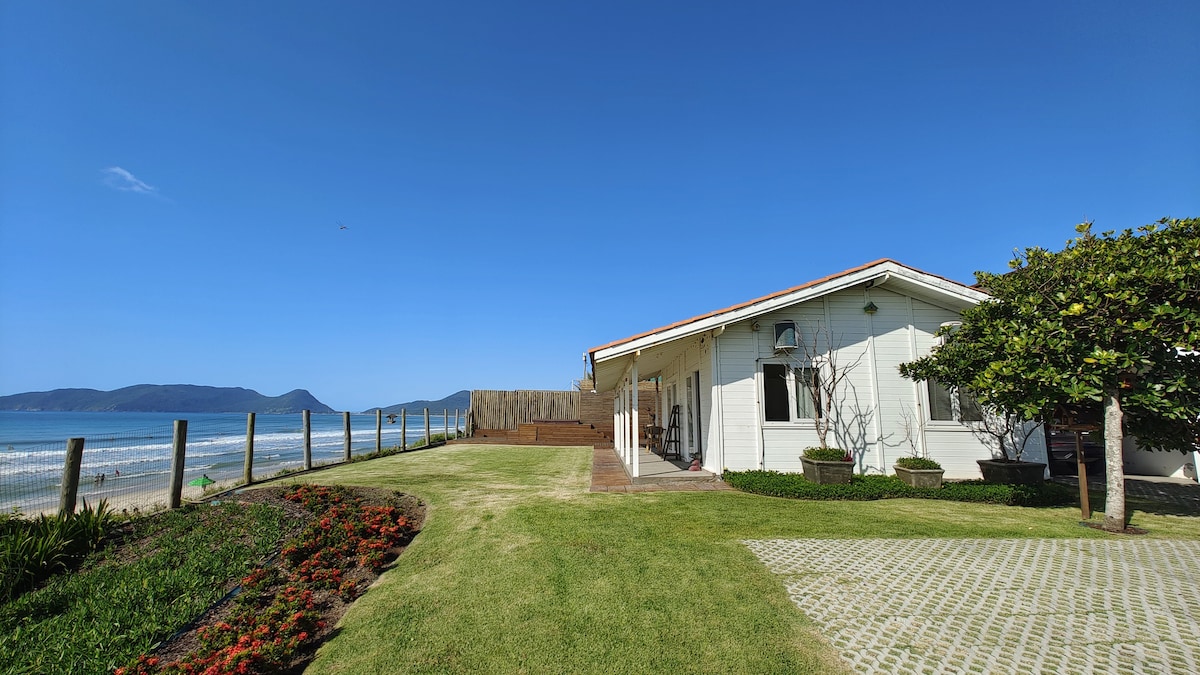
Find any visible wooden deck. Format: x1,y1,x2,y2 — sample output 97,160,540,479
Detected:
589,447,731,492
461,422,613,448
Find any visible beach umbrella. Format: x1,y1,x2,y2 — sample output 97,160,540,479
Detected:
187,475,215,488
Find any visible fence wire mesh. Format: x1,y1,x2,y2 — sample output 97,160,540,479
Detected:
0,412,466,516
0,438,68,516
75,424,177,516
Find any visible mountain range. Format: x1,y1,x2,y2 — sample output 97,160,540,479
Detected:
0,385,472,415
0,385,334,414
364,390,470,415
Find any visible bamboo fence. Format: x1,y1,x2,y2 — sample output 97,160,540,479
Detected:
469,390,580,431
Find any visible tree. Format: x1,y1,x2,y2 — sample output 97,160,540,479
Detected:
789,321,860,452
899,218,1200,532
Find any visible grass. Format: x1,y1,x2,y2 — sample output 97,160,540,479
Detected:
265,443,1199,674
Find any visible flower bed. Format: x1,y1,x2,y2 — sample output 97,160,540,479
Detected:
117,484,420,675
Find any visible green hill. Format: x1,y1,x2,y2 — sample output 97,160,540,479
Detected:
0,385,335,414
363,390,470,415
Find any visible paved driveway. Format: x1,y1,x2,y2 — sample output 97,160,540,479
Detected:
745,539,1200,674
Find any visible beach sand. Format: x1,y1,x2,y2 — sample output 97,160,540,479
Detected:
31,477,243,517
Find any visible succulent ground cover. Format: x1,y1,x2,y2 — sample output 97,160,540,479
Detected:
118,484,423,675
0,484,422,675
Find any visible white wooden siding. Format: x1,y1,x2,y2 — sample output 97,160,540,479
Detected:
715,323,760,470
707,290,1051,480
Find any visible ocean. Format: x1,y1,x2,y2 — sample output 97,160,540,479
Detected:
0,410,463,514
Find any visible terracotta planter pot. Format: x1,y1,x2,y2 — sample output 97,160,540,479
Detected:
894,465,944,489
800,457,854,484
977,459,1047,485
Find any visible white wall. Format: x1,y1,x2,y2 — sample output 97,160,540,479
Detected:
710,287,1037,480
713,322,760,470
1123,437,1198,479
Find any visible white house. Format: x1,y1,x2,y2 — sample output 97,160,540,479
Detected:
588,259,1049,480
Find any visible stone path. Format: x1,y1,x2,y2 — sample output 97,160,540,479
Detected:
745,538,1200,674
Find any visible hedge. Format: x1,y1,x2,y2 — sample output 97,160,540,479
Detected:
722,471,1075,507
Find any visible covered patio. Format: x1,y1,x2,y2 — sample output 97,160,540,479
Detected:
588,446,727,492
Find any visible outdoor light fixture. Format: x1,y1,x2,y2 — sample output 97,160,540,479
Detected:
863,301,878,314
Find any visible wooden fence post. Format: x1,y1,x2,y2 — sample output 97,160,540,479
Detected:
454,409,460,439
168,420,187,509
401,409,407,451
443,408,448,442
376,409,383,453
424,408,430,447
302,410,312,470
243,412,255,485
59,437,85,516
342,412,351,463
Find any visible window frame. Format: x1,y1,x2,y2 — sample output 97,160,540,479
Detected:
926,379,983,425
761,360,821,425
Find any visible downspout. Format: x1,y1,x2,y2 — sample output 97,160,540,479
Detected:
904,295,928,463
864,288,885,473
712,325,726,474
754,356,766,471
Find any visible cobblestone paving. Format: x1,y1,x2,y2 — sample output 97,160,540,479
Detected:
745,539,1200,674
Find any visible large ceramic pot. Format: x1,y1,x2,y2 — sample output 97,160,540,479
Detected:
977,459,1047,485
800,457,854,484
894,465,945,489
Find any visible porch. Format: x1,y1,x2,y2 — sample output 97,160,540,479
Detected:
590,446,727,492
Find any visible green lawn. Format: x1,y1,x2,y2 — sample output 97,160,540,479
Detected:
271,444,1198,674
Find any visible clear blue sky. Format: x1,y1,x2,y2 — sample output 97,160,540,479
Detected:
2,1,1197,412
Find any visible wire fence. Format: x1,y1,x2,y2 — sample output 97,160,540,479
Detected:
0,410,465,518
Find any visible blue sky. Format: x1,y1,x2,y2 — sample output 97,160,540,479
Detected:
2,1,1197,412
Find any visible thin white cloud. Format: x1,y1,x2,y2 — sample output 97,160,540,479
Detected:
101,166,158,195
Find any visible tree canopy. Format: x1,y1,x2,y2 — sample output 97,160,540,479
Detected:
899,217,1199,531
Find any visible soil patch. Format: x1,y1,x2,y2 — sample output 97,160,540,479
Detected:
1079,520,1148,535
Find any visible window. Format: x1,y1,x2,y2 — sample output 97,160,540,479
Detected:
763,364,790,421
927,379,983,422
794,367,821,419
763,363,820,422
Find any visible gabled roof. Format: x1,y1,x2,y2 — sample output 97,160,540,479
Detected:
588,259,989,392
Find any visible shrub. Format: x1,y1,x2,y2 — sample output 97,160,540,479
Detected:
895,456,942,470
0,500,117,602
723,471,1074,507
802,447,849,462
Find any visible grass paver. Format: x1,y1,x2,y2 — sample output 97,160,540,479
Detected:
747,538,1200,674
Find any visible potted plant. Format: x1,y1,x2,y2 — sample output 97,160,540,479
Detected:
893,456,944,488
972,404,1046,485
800,447,853,484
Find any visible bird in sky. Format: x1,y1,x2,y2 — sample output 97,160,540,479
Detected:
337,221,348,230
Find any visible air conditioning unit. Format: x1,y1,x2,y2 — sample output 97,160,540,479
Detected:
774,321,798,350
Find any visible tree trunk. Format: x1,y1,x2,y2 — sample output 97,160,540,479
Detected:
1102,389,1126,532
